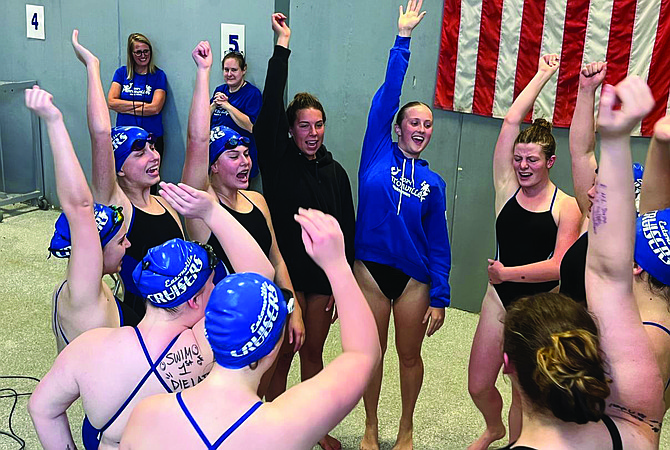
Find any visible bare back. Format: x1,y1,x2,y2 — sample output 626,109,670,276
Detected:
49,322,212,449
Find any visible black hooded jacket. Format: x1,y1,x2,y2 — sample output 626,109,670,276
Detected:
254,45,355,295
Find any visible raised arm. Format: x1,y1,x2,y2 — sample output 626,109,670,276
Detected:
268,209,380,448
639,115,670,214
360,0,425,174
570,62,606,215
253,13,291,173
25,85,104,308
159,182,274,280
72,30,125,207
494,55,559,201
585,77,663,430
181,41,214,242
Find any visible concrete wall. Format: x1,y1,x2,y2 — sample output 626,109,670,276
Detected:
0,0,653,311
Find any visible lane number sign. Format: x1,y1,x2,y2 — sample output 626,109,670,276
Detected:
26,5,45,40
221,23,245,59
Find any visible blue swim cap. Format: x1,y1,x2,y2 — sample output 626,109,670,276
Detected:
132,239,217,308
111,126,152,172
204,273,293,369
209,126,251,167
635,209,670,286
49,204,124,258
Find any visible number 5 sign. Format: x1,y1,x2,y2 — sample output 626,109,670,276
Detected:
26,5,45,40
221,23,245,58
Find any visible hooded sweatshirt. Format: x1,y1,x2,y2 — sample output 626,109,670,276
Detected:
356,36,451,308
254,45,355,295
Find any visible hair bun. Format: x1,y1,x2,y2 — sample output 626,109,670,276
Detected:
532,118,553,131
535,330,610,424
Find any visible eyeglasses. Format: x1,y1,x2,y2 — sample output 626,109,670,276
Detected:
133,49,151,56
280,288,296,314
195,242,220,270
224,136,251,150
99,205,125,242
130,134,156,152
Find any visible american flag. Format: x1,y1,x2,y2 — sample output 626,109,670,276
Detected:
434,0,670,136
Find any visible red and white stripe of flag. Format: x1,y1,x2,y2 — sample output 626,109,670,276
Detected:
435,0,670,136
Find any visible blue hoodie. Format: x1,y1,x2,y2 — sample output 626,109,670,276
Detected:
355,36,451,308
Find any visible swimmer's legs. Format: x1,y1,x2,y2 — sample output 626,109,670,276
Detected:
355,261,391,450
263,324,298,400
467,285,507,450
391,279,430,450
297,291,341,450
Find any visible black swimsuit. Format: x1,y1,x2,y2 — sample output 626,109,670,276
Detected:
206,192,273,284
119,198,184,317
494,187,559,308
362,260,411,300
559,232,588,303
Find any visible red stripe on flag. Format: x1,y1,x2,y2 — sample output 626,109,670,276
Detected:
472,0,504,116
641,1,670,136
604,0,636,86
514,0,547,122
553,0,591,128
434,0,462,110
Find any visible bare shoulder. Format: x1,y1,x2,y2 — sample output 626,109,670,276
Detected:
243,190,270,213
135,392,175,416
243,190,268,206
555,190,581,221
61,326,132,365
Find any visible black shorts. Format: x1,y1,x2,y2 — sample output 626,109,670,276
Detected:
362,260,411,301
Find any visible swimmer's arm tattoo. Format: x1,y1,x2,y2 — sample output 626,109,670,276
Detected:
591,183,607,234
609,403,662,433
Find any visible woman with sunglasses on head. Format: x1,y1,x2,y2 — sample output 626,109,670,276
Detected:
25,84,137,354
253,14,355,448
468,54,582,450
182,40,305,397
120,208,380,450
73,31,184,319
210,51,263,190
356,3,451,449
108,33,167,170
498,76,663,450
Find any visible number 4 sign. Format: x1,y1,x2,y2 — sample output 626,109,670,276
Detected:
26,5,45,40
221,23,245,59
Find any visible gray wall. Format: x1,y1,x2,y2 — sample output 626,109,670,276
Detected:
0,0,652,311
